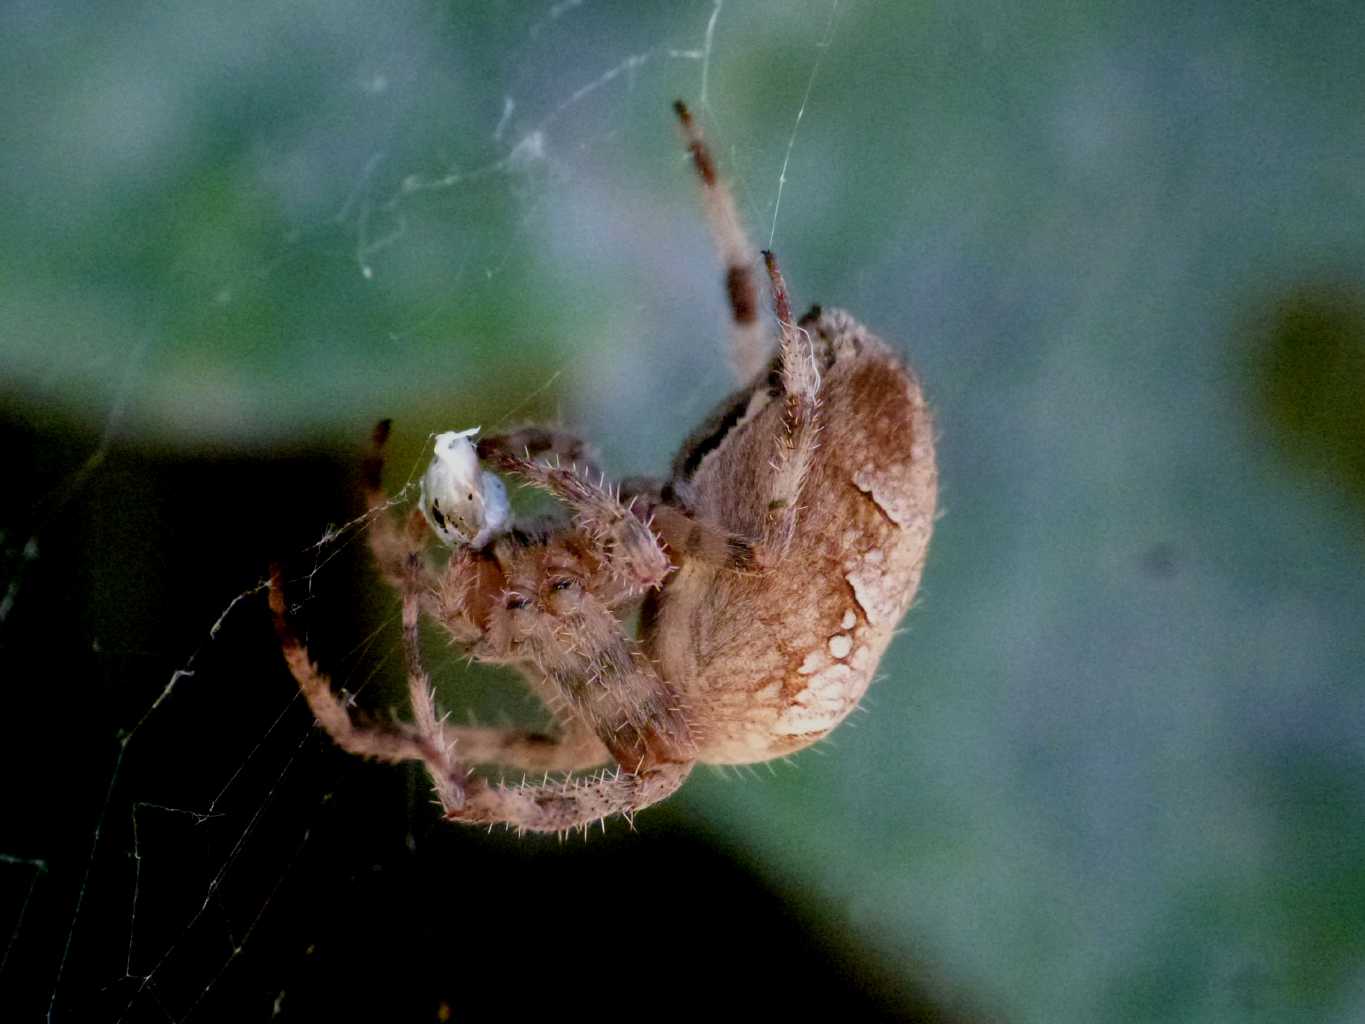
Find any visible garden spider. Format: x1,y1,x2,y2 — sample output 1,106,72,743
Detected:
270,101,937,834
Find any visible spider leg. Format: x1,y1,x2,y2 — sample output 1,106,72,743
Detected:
450,591,695,832
759,250,821,557
438,719,608,773
540,599,694,773
294,423,699,830
269,567,469,812
450,761,692,834
483,429,757,572
398,556,469,811
649,504,760,571
619,477,760,571
487,453,671,597
674,100,772,383
477,426,603,481
362,419,435,592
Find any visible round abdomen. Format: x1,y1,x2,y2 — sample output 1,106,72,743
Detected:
648,313,937,765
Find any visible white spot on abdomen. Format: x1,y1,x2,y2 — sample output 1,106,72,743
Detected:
853,464,917,527
774,664,854,736
846,552,903,627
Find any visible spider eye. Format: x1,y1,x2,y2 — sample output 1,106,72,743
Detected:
549,578,576,592
505,594,531,611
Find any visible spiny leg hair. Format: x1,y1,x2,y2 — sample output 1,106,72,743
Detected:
759,250,822,557
437,584,694,830
486,450,672,598
477,425,604,483
270,565,469,813
361,418,436,596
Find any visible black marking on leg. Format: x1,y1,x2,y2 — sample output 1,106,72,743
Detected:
674,100,717,186
363,418,393,491
726,265,757,324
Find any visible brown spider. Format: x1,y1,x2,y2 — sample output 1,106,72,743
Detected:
269,101,938,834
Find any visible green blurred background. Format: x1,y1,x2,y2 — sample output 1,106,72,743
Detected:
4,1,1365,1021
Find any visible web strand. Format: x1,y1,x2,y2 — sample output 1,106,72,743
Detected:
768,0,842,249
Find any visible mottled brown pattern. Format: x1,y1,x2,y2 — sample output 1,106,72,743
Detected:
646,310,935,762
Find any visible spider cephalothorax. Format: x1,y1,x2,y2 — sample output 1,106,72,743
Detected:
270,102,937,834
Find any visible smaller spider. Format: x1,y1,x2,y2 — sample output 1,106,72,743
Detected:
270,101,937,834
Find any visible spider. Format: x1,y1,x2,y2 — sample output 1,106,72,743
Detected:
269,101,938,834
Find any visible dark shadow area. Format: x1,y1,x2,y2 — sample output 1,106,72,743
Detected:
0,411,982,1023
1254,284,1365,518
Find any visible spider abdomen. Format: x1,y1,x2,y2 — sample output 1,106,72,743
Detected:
646,309,937,764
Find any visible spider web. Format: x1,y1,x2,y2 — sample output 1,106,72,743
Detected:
10,2,1365,1022
2,3,961,1021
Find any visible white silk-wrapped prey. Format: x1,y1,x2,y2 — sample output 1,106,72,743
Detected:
419,428,510,548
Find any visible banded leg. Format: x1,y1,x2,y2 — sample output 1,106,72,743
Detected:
674,100,772,382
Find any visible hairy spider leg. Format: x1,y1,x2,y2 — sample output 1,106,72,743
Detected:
482,448,758,573
360,419,441,599
269,566,469,812
478,425,756,572
427,558,696,831
760,249,822,556
438,719,608,774
273,564,680,831
359,426,699,823
398,557,469,810
648,503,761,571
675,99,771,382
487,451,672,598
449,760,692,835
673,104,821,559
477,425,604,482
443,622,694,833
